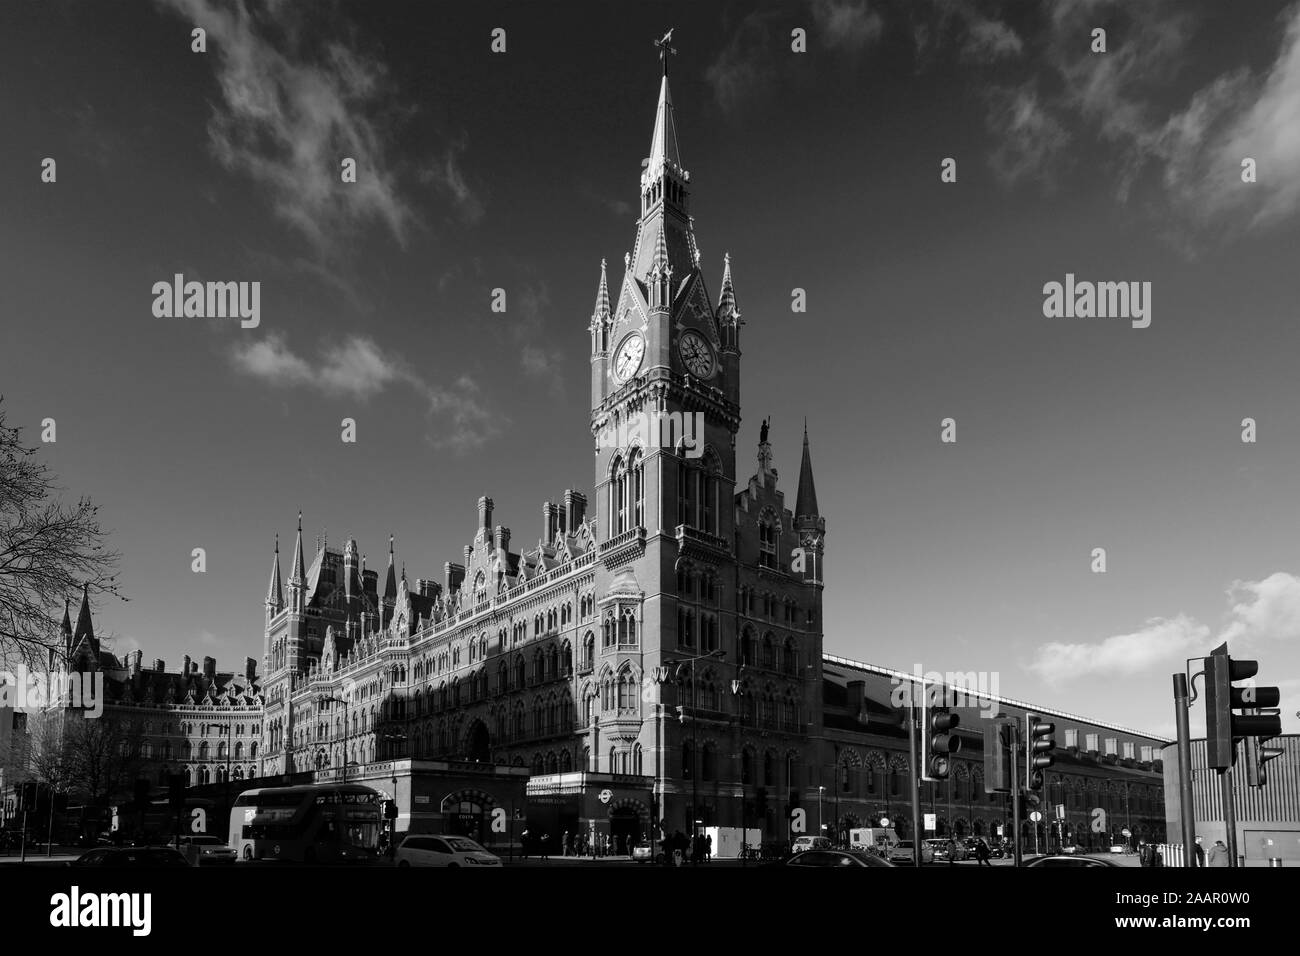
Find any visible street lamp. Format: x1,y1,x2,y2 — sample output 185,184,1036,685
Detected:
212,722,234,825
818,785,825,840
730,675,747,864
321,696,351,784
669,647,725,852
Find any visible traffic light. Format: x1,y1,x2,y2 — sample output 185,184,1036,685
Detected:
983,722,1012,793
921,685,961,781
1204,642,1280,771
1025,714,1055,790
1244,708,1285,788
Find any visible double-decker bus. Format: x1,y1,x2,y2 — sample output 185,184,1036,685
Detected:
229,784,383,864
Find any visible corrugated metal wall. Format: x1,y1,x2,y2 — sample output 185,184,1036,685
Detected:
1162,736,1300,824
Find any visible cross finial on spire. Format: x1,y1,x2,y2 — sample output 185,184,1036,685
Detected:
655,28,676,75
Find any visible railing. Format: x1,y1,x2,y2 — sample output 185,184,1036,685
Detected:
675,524,730,555
600,526,646,553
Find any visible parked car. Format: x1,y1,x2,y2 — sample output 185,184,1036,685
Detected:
925,839,967,862
791,836,832,854
887,840,935,865
395,834,502,867
785,849,896,867
631,841,656,863
69,847,191,867
1025,854,1119,868
176,835,237,865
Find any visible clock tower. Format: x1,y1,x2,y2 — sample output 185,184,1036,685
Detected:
589,48,744,530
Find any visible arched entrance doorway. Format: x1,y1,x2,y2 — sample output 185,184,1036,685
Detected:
608,799,647,855
441,789,497,844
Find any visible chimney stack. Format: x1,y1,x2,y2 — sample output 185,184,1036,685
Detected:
182,655,192,677
245,657,257,681
478,496,494,533
542,501,555,543
564,490,587,530
153,658,165,673
130,649,143,676
493,525,511,552
847,680,867,721
445,562,466,596
203,656,216,679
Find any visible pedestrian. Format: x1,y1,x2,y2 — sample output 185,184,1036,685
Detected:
540,832,550,860
520,828,529,860
1193,836,1205,867
705,833,713,862
976,840,991,866
947,838,956,866
1207,839,1229,867
562,830,570,857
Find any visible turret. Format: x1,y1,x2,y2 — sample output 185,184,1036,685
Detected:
794,423,825,586
266,535,284,622
286,511,306,614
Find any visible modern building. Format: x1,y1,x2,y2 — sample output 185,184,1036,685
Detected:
1162,736,1300,866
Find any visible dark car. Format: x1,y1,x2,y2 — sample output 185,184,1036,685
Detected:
784,849,896,868
1024,854,1119,868
69,847,192,867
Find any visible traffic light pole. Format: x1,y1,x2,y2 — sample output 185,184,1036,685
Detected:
1009,723,1022,868
908,703,922,868
1172,673,1198,866
1220,771,1238,867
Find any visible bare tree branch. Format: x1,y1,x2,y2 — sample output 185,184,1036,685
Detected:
0,397,124,668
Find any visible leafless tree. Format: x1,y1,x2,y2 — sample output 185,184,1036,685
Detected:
30,711,155,808
0,398,122,667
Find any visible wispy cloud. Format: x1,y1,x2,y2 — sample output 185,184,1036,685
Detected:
230,333,498,450
421,135,485,225
1027,571,1300,689
1027,614,1209,689
157,0,414,255
509,285,564,392
707,0,885,113
984,84,1070,188
811,0,885,51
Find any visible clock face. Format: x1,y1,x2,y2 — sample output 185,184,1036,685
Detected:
614,333,645,381
678,331,714,378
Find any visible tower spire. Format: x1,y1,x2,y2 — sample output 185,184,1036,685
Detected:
796,422,820,520
61,598,73,657
592,258,611,323
384,534,398,601
266,535,284,612
72,582,97,657
288,511,305,586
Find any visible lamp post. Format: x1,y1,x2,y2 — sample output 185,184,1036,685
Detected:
212,721,234,826
670,648,725,853
322,695,351,784
730,675,746,864
381,729,408,855
818,785,825,841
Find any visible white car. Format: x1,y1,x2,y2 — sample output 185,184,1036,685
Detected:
888,840,935,865
176,835,237,865
395,834,502,867
791,836,832,853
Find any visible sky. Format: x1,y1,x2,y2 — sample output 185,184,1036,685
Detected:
3,0,1300,740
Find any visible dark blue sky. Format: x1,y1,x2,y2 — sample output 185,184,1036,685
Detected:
3,0,1300,737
